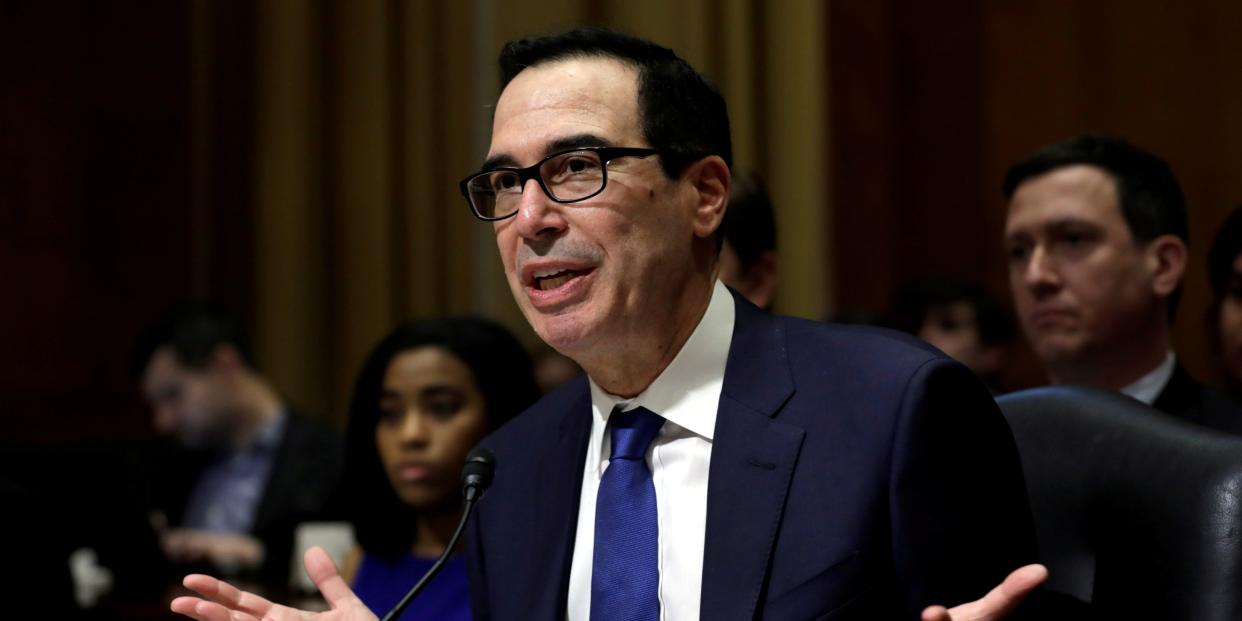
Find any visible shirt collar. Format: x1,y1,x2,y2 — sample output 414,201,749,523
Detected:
588,280,735,441
249,408,288,453
1120,351,1177,406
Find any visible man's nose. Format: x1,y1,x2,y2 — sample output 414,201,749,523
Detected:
513,178,568,240
1023,246,1062,295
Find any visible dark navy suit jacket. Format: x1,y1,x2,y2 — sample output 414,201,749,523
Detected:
465,292,1038,620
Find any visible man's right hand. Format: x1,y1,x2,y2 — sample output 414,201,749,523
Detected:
170,546,377,621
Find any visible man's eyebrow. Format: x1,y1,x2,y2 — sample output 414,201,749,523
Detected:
481,154,519,172
546,133,613,154
480,133,614,172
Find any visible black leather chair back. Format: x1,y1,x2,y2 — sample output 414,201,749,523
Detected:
997,386,1242,620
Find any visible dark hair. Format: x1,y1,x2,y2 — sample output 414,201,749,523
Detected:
722,170,777,272
498,27,732,178
891,280,1015,346
1209,206,1242,299
342,317,540,558
130,303,256,376
1002,135,1189,317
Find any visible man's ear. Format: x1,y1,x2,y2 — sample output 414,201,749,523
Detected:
684,155,730,240
1147,234,1187,297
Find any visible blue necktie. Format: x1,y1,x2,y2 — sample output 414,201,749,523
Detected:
590,406,665,621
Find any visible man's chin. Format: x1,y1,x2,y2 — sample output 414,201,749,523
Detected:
530,313,596,360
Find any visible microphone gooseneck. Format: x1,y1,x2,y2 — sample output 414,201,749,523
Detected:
379,448,496,621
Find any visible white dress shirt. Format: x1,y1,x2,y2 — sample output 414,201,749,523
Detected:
1120,351,1176,406
567,279,735,621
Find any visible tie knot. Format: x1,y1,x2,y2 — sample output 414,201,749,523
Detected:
608,406,665,460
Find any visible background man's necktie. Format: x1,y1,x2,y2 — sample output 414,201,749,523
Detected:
590,406,665,621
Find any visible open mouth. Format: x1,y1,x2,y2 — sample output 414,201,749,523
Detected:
532,268,589,291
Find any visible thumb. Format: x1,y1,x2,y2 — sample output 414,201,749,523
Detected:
923,564,1048,621
303,546,363,609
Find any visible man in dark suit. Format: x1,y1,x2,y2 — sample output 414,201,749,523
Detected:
1003,135,1242,432
134,304,343,581
169,28,1043,621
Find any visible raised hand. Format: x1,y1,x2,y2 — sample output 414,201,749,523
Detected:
921,564,1048,621
170,546,378,621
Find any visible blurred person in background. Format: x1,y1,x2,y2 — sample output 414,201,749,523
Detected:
891,280,1015,393
1207,205,1242,407
1004,135,1242,431
132,303,343,580
717,169,778,310
533,345,583,394
337,317,540,620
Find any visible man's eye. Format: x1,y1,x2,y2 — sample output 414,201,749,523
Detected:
565,157,596,173
491,172,520,192
1007,245,1029,262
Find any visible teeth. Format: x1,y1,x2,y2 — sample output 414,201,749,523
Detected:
533,268,570,279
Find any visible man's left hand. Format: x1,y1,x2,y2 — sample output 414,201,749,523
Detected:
921,564,1048,621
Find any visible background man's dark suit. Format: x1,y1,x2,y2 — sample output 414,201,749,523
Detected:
151,410,344,580
465,292,1038,620
1153,363,1242,436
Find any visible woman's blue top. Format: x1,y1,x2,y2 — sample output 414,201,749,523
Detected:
352,552,472,621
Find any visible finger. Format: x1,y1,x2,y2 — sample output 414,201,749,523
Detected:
946,564,1049,621
921,605,951,621
182,573,276,617
169,597,240,621
170,596,211,621
303,545,363,608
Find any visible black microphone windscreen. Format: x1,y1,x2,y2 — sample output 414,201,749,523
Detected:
462,447,496,492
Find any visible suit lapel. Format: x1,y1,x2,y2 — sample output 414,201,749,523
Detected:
701,294,804,620
529,382,593,619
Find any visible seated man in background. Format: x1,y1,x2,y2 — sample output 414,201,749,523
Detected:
891,280,1015,393
133,304,343,580
717,169,779,310
1003,135,1242,431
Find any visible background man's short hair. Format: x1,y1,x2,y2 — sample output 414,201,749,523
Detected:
1002,134,1188,245
498,27,733,178
131,303,256,376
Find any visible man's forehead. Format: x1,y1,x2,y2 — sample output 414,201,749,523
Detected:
1007,166,1121,225
488,57,641,161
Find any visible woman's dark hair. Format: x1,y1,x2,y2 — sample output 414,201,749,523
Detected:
341,317,540,558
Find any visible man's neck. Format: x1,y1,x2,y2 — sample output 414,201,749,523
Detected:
229,377,283,450
1048,333,1172,391
580,275,717,399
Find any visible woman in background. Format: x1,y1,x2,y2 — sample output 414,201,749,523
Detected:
339,317,540,620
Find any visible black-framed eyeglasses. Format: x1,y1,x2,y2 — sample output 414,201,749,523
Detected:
459,146,662,221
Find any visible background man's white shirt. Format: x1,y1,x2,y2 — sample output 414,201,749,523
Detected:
1120,351,1176,406
567,280,735,621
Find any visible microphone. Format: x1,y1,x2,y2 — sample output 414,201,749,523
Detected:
380,447,496,621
